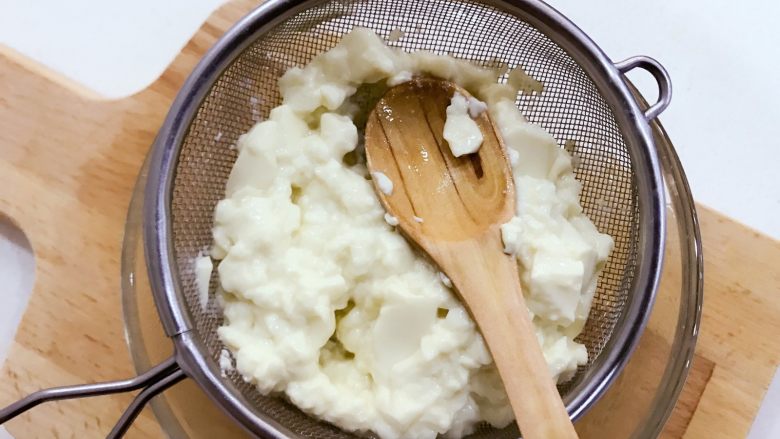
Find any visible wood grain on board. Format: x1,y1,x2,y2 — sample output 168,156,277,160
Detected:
1,1,778,437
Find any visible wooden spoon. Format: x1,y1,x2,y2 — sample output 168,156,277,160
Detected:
364,77,578,439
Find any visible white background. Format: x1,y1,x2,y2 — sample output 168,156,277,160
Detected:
1,0,778,437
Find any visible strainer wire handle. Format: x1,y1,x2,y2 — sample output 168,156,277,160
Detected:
615,55,672,121
0,356,183,438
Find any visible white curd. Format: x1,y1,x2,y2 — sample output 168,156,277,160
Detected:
443,92,483,157
208,28,613,439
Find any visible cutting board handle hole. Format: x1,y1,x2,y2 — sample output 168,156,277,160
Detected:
0,213,35,359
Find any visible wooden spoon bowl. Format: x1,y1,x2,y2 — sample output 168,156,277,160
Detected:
365,78,513,241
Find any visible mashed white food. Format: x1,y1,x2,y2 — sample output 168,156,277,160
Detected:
443,92,483,157
219,348,234,378
466,95,488,118
383,213,400,226
210,28,613,439
371,171,394,195
194,253,213,309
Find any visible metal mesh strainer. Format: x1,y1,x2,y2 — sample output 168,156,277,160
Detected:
0,0,669,437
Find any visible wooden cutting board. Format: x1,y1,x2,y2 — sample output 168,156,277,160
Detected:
1,1,778,438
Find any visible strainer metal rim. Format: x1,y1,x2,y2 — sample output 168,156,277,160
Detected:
142,0,667,436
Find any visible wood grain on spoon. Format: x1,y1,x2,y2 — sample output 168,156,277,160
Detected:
365,77,578,439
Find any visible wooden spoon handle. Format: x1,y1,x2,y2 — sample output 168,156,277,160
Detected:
434,232,578,439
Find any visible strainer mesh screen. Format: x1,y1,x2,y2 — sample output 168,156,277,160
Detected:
170,0,639,437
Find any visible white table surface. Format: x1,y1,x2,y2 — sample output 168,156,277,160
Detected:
1,1,778,438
